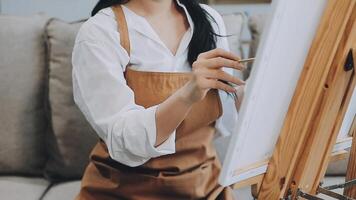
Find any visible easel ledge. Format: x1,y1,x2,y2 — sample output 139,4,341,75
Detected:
231,117,356,198
231,144,352,189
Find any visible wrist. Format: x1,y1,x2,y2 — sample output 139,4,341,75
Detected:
176,81,197,106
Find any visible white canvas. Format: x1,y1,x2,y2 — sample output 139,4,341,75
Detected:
219,0,328,186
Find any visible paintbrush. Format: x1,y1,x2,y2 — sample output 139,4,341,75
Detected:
219,57,255,100
220,57,255,86
239,57,256,64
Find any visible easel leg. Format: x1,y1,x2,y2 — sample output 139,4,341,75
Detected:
344,117,356,198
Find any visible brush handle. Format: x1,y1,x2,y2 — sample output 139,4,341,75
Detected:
239,58,256,63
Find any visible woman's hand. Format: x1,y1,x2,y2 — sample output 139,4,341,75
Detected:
180,48,245,104
155,48,245,146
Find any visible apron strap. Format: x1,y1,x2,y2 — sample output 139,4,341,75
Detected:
112,5,131,56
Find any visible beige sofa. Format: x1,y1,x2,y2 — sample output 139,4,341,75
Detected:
0,12,346,200
0,15,97,200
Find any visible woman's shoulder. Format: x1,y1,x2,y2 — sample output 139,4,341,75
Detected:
199,4,225,33
199,4,221,18
75,7,119,45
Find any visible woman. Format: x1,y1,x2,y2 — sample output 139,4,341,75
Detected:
73,0,244,199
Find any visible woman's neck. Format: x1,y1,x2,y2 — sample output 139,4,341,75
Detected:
124,0,177,18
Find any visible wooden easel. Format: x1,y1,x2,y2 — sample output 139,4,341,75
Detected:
231,0,356,199
345,118,356,197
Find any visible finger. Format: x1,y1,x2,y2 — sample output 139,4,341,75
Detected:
206,79,237,93
200,69,245,85
198,48,241,61
199,57,244,70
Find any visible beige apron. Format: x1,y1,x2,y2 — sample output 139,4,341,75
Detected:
76,5,234,200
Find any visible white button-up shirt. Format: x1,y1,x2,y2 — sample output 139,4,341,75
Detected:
72,1,238,167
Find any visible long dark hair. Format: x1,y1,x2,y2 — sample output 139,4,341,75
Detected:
91,0,218,66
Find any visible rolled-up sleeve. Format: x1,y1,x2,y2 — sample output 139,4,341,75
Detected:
72,39,176,167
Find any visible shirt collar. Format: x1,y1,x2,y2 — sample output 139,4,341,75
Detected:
101,0,194,56
176,0,194,33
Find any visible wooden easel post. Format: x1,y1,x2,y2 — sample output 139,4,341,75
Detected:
345,117,356,197
257,0,356,199
289,9,356,198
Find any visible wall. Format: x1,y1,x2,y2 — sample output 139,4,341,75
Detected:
0,0,271,21
0,0,98,21
0,1,271,57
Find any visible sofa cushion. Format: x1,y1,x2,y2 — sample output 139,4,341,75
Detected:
0,176,50,200
42,181,81,200
0,14,49,176
44,19,98,181
248,14,268,58
245,14,268,79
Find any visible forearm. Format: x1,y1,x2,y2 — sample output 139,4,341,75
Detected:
155,83,194,146
155,48,245,147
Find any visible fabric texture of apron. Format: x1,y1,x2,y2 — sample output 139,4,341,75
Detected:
76,5,234,200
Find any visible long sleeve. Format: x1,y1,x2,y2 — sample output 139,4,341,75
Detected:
72,39,176,167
